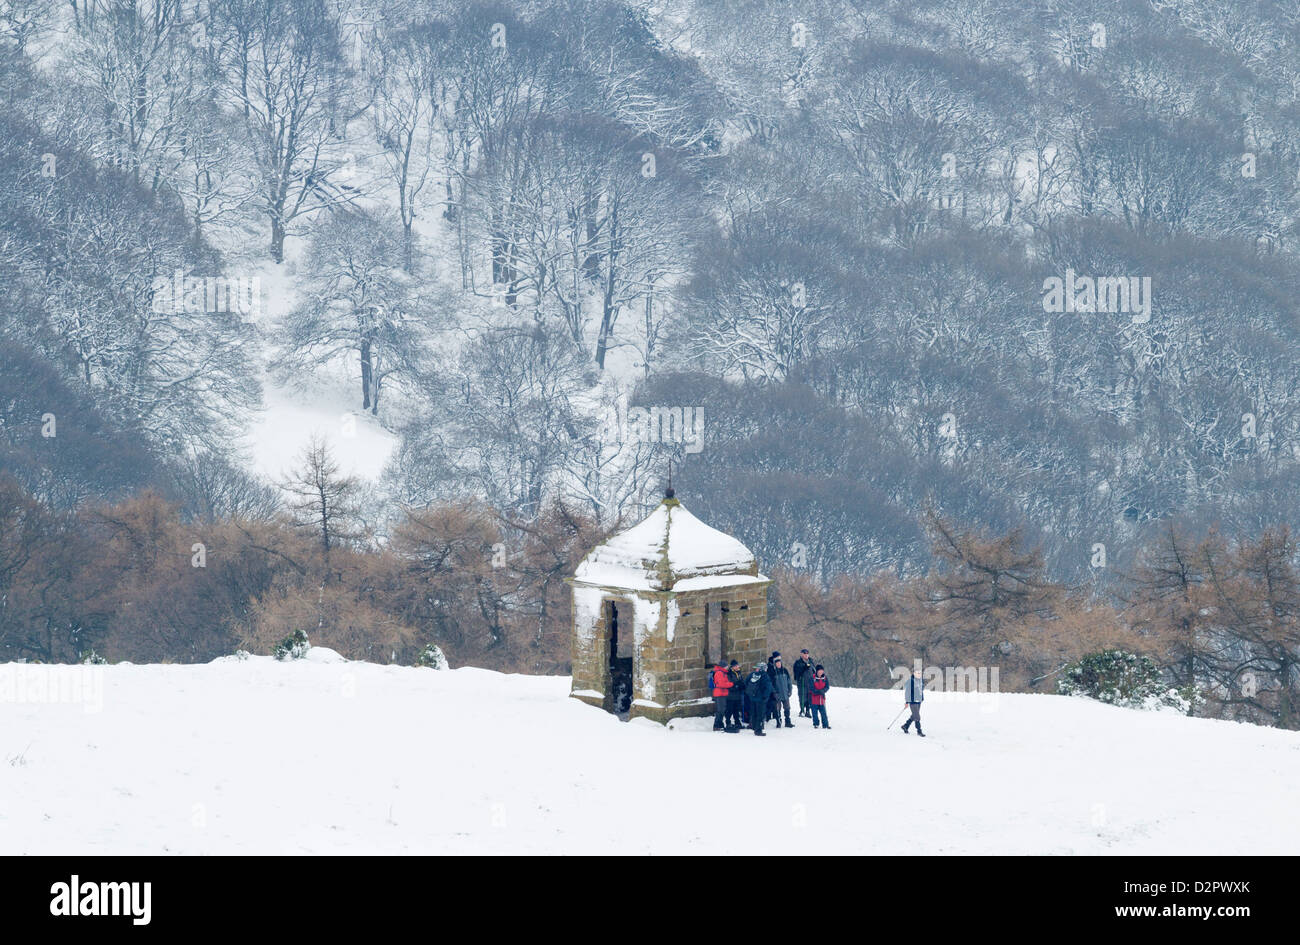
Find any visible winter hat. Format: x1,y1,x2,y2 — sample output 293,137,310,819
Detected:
754,661,766,670
800,649,810,655
814,664,824,671
729,659,739,667
770,651,781,659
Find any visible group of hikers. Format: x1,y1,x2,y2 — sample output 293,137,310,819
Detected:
709,650,927,737
709,650,831,735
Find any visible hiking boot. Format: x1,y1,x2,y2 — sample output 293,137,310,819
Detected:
785,720,794,728
915,725,925,737
901,719,911,733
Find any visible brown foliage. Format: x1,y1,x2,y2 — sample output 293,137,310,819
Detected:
1192,527,1300,727
5,468,1299,728
771,514,1147,692
389,498,607,673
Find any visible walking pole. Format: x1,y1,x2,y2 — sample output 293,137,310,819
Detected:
884,654,907,729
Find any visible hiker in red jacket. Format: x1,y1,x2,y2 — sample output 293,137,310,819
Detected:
809,665,831,729
711,661,733,731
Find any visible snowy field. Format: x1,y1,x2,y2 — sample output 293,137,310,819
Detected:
3,656,1298,855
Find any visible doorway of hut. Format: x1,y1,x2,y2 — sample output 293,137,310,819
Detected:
605,599,633,718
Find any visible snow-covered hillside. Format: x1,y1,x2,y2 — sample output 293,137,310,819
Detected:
3,657,1297,855
235,256,399,487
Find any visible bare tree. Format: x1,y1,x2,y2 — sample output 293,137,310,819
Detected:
281,436,363,577
365,19,442,271
274,208,429,413
215,0,356,262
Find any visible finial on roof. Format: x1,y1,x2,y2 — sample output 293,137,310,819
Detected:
663,460,678,503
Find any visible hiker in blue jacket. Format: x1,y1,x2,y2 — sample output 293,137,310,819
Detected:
902,667,925,737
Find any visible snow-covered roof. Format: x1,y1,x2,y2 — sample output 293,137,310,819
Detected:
572,498,766,592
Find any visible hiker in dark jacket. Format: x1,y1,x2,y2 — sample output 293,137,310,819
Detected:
724,661,744,731
793,650,815,716
744,662,773,736
710,661,732,731
901,668,925,737
767,655,794,727
763,651,781,723
808,665,831,729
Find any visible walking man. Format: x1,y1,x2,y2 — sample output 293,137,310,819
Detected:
793,649,814,716
902,666,925,737
745,661,773,736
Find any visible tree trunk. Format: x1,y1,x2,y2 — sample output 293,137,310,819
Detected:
1281,655,1294,729
360,338,372,410
583,187,601,279
643,283,654,376
491,203,507,284
370,353,380,416
596,301,612,369
596,211,619,369
318,485,332,580
270,217,285,264
443,177,456,221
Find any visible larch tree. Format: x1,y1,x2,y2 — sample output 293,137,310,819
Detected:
281,436,363,578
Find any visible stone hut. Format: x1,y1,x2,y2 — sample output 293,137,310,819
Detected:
567,490,770,723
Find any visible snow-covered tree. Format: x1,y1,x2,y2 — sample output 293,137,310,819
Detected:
275,208,428,414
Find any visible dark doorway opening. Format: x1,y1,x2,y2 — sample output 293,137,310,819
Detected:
606,600,633,718
705,601,722,668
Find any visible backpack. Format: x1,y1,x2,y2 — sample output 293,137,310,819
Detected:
708,667,722,692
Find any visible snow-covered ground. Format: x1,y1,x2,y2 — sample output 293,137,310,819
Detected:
3,657,1297,855
246,377,397,484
